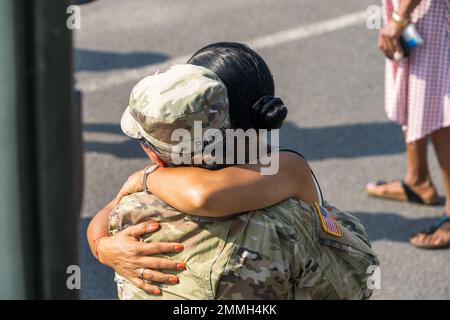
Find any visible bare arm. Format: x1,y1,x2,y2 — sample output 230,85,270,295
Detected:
119,152,319,217
87,197,119,258
378,0,422,59
87,152,317,293
398,0,422,18
86,198,186,295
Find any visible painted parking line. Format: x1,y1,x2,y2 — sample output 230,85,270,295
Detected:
77,10,367,93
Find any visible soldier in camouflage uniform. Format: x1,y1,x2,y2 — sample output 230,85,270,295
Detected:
112,64,380,300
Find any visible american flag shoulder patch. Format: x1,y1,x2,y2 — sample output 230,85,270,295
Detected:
313,202,341,237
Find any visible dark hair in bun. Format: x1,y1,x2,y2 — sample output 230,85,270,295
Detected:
188,42,287,130
251,96,287,130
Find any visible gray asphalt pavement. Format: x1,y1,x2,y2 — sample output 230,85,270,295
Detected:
75,0,450,300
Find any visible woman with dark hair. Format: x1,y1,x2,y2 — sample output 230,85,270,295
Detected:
188,42,286,131
87,42,376,299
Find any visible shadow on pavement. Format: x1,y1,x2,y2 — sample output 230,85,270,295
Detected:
352,211,441,243
75,48,169,72
84,123,146,158
84,121,405,160
79,217,117,300
281,121,405,161
84,140,146,158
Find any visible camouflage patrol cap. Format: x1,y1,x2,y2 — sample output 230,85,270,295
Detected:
120,64,230,158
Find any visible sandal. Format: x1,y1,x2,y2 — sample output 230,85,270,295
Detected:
366,179,438,205
409,214,450,249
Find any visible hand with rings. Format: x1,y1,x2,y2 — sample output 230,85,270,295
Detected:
96,221,185,295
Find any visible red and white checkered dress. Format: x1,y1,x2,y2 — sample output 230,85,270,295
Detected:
382,0,449,143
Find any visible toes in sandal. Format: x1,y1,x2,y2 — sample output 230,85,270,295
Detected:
410,214,450,249
367,179,437,205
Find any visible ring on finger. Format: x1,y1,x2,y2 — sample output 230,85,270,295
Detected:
139,268,146,280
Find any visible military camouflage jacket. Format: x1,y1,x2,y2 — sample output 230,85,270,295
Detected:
109,192,379,300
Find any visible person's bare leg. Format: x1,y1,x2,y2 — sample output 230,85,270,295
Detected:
431,127,450,215
404,136,438,201
410,126,450,248
367,134,438,203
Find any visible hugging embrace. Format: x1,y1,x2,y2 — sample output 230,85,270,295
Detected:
87,42,379,300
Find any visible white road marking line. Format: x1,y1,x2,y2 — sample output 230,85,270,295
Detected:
247,10,367,49
82,212,92,218
77,10,367,93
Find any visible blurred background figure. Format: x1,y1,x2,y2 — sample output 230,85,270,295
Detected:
366,0,450,249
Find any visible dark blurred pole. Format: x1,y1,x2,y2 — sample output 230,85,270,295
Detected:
0,0,26,300
0,0,82,299
31,0,83,300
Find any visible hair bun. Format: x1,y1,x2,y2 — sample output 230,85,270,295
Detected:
250,95,287,129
